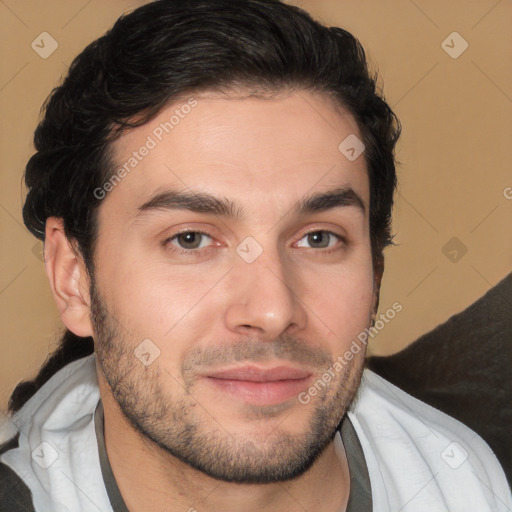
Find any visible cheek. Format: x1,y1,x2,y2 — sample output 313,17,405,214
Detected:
301,261,375,343
98,258,224,346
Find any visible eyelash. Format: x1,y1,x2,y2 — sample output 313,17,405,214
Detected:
162,230,216,257
162,229,346,257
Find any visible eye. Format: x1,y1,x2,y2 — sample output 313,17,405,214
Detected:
164,230,215,252
295,230,343,250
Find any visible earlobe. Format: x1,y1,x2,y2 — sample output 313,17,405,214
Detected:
44,217,94,337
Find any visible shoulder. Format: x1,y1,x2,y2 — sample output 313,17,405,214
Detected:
0,354,99,512
347,369,512,511
0,435,35,512
366,272,512,483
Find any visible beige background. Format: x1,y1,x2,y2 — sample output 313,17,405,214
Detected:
1,0,511,414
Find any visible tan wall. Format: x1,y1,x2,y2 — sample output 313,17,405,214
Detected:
1,0,511,413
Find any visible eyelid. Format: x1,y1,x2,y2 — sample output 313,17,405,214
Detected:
162,229,217,251
160,222,218,241
300,227,346,239
162,226,347,258
294,229,346,249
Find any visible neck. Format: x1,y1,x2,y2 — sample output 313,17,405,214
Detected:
99,385,350,512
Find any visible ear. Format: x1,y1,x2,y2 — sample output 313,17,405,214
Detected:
371,259,384,326
44,217,94,337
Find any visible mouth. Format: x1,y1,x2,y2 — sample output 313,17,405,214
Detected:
203,365,313,406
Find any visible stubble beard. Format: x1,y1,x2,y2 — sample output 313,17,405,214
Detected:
90,279,366,484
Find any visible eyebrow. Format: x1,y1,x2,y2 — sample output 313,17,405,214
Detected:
136,186,366,220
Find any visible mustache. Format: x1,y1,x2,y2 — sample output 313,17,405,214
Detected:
181,336,333,373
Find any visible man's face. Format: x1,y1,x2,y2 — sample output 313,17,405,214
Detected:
90,89,375,483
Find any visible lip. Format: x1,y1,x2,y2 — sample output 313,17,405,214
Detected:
207,365,312,382
203,365,313,406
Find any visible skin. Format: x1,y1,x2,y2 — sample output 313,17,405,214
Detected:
45,89,377,512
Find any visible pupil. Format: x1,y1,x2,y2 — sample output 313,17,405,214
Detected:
180,233,200,249
309,232,328,248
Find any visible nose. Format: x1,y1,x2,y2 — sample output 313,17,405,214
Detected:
224,246,308,339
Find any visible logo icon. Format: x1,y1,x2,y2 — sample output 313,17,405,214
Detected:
31,441,59,469
134,338,161,366
338,134,365,161
32,242,44,262
236,236,263,263
441,442,468,469
31,32,59,59
441,237,468,263
441,32,468,59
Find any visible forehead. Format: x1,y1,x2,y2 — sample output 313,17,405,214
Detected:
105,90,369,220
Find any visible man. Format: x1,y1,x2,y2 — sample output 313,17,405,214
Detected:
0,0,510,510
